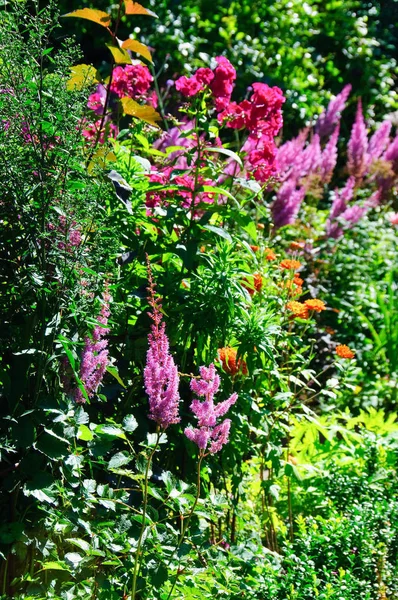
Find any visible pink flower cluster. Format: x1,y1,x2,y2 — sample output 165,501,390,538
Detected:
184,363,237,454
144,263,180,429
82,119,119,145
146,167,215,211
110,64,153,99
75,289,111,404
48,215,82,252
175,56,236,110
219,82,285,182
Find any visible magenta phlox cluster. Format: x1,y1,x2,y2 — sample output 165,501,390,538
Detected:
184,363,237,454
82,118,119,145
144,272,180,429
74,289,111,404
175,56,235,110
110,64,153,100
315,84,352,138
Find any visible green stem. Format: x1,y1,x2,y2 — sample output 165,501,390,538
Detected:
131,431,161,600
166,453,204,600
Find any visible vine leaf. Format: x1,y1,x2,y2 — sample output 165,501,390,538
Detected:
63,8,111,28
120,97,161,127
106,44,132,65
66,64,100,91
124,1,158,17
121,38,153,62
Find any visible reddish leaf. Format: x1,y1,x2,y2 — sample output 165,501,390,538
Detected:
121,39,153,63
124,1,158,17
120,97,161,127
63,8,111,28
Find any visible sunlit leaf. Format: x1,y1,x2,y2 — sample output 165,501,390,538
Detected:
120,97,161,127
63,8,111,28
121,38,152,62
124,1,158,17
39,561,70,572
66,64,99,91
106,44,132,65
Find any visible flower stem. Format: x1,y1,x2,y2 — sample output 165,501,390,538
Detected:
131,431,161,600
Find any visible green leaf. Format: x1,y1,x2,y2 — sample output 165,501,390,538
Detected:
204,146,242,167
123,414,138,433
202,224,232,243
95,425,126,439
77,424,93,442
108,451,131,469
39,561,70,572
106,365,127,388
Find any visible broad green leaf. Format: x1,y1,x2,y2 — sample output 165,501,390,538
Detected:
63,8,111,28
120,97,161,127
106,44,131,65
108,451,131,469
66,64,99,91
121,38,152,62
77,424,93,442
124,1,158,17
123,414,138,433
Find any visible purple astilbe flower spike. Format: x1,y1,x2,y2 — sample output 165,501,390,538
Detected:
363,188,381,209
340,204,367,228
321,124,340,184
185,363,237,454
384,135,398,172
74,288,111,404
367,121,392,162
144,261,180,429
326,176,356,238
347,99,368,179
315,84,351,138
277,129,309,179
271,179,306,229
298,133,322,178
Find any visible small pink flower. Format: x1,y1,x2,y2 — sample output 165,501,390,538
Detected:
389,213,398,226
175,75,203,97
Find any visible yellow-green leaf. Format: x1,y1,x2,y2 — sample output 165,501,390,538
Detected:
66,64,99,91
63,8,111,28
124,1,158,17
120,97,161,127
106,44,132,65
121,38,152,62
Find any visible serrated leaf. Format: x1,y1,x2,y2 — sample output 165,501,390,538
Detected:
77,424,93,442
95,425,126,439
63,8,111,28
120,97,161,127
66,64,99,91
124,1,158,17
123,414,138,433
108,451,131,469
121,38,152,62
106,44,132,65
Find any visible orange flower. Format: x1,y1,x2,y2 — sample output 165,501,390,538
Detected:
325,326,336,335
200,245,206,253
289,241,305,250
336,344,355,359
264,248,276,261
304,299,326,313
250,245,260,252
257,223,265,230
293,274,303,286
280,259,302,270
217,347,248,376
286,301,309,319
242,273,263,295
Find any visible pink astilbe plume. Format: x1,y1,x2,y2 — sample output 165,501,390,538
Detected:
321,124,340,184
74,288,111,404
347,100,368,179
367,121,392,162
326,176,356,238
315,84,351,138
144,260,180,429
185,363,237,454
271,179,306,229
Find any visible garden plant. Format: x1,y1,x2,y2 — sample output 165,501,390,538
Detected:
0,0,397,599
